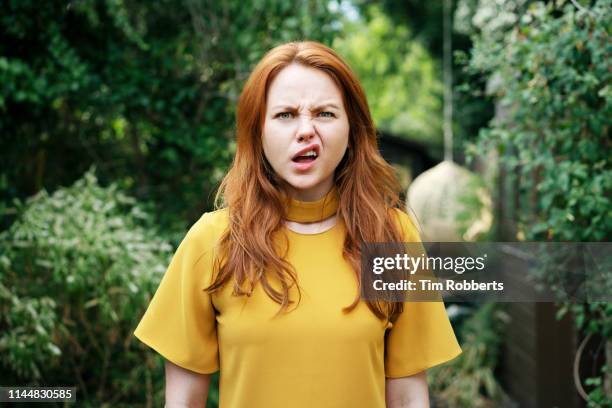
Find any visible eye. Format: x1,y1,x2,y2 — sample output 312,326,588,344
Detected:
276,112,294,119
318,111,336,118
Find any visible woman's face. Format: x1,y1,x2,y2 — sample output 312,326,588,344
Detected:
262,63,349,202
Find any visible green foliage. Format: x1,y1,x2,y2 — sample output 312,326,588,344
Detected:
455,173,495,242
429,304,512,408
454,0,531,40
464,0,611,405
333,4,443,144
363,0,496,156
0,0,341,231
585,366,612,408
333,5,442,144
0,169,174,406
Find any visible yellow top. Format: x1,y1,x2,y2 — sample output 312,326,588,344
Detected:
134,194,462,408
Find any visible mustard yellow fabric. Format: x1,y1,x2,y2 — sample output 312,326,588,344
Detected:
283,186,339,222
134,203,462,407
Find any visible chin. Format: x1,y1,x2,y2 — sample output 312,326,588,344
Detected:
285,175,324,191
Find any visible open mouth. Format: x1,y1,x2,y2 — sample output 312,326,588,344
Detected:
292,150,318,163
292,145,320,164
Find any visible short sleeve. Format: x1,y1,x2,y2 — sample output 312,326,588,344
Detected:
134,213,219,374
385,301,462,377
385,209,462,377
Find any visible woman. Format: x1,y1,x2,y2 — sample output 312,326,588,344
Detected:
134,41,461,408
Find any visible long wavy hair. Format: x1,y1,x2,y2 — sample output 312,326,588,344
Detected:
206,41,407,323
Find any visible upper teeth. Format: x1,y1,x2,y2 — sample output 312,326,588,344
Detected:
303,150,317,157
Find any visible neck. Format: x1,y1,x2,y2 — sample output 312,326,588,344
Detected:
284,185,339,223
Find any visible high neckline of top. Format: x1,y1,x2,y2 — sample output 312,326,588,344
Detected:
284,186,339,223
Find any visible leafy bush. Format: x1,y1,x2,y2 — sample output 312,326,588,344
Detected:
429,303,513,408
463,0,611,405
0,169,174,407
465,0,611,242
0,0,342,231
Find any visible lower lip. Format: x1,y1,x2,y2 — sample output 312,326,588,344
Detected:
292,157,318,171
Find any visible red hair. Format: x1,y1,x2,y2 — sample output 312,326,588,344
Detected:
207,41,406,322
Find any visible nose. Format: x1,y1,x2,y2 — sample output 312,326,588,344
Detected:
296,115,316,143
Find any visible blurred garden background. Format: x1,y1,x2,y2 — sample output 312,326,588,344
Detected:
0,0,610,407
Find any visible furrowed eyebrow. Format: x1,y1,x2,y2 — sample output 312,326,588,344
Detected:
270,103,341,111
314,103,341,111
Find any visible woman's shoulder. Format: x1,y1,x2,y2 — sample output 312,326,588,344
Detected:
183,208,230,254
388,207,423,243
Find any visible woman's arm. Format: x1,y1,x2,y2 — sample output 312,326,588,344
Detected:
164,360,211,408
385,370,429,408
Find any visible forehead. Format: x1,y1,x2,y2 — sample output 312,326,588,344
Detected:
266,64,343,106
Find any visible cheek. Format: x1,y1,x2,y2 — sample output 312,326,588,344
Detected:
325,122,349,160
262,128,286,169
261,138,275,166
